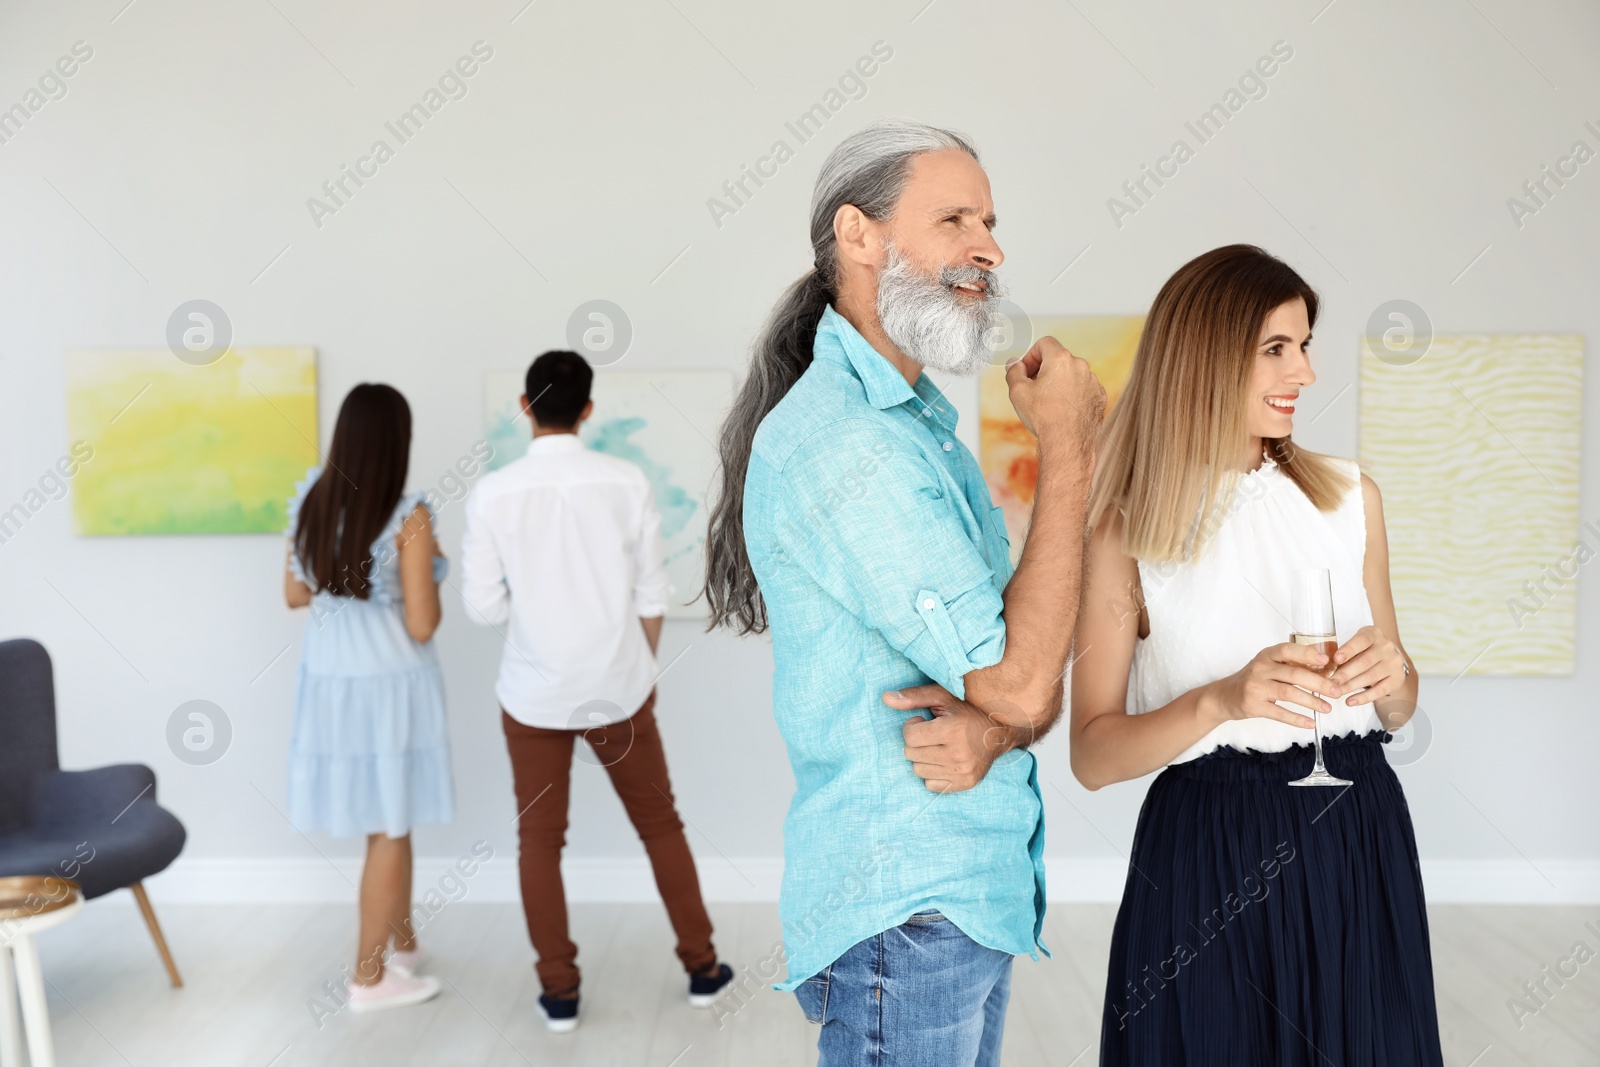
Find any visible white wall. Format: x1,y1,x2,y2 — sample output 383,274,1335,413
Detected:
1,0,1596,903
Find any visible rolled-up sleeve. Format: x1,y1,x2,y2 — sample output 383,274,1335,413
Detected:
632,481,674,617
774,418,1005,699
459,483,511,626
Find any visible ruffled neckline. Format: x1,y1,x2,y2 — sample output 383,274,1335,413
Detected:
1240,447,1281,484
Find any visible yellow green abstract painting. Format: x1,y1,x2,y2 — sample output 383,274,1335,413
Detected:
1359,334,1582,675
66,347,318,535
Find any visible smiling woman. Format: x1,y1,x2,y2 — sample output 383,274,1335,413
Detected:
1070,244,1439,1065
1088,243,1352,563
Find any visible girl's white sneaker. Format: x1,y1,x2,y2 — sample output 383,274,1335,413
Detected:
388,947,423,976
346,970,443,1013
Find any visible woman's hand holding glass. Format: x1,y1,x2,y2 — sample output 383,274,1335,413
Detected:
1201,642,1343,730
1329,624,1407,705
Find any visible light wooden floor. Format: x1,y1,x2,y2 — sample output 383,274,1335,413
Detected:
23,897,1600,1066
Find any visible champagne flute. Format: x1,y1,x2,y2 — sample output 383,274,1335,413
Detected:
1287,568,1353,788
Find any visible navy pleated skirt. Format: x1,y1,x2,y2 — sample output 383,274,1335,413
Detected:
1099,731,1444,1067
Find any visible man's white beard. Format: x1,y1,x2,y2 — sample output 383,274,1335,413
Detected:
876,242,1004,377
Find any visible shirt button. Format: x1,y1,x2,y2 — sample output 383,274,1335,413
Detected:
922,597,936,610
941,441,953,452
921,407,932,418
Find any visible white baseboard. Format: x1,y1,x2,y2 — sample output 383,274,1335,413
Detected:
1415,859,1600,904
141,856,1600,905
1046,858,1600,905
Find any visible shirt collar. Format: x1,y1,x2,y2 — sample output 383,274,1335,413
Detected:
527,433,586,455
813,305,960,432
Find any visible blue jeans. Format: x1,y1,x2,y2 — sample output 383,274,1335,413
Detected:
794,910,1013,1067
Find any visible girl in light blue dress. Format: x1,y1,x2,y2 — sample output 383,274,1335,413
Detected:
282,383,453,1012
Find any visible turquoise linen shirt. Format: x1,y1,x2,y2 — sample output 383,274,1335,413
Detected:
744,305,1047,992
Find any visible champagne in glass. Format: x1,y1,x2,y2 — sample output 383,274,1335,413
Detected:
1287,568,1353,788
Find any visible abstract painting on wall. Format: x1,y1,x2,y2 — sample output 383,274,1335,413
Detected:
979,316,1143,561
1359,334,1583,675
484,369,734,619
66,347,319,535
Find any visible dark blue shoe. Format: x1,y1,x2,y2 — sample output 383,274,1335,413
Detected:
688,962,734,1007
537,992,579,1033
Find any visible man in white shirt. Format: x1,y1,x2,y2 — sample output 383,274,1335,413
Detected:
460,350,731,1032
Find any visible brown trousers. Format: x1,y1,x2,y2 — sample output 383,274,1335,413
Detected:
501,689,716,996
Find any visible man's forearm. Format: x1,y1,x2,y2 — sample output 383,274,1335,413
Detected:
970,435,1092,727
993,686,1062,751
640,614,663,656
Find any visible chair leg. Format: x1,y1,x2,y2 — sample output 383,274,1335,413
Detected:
0,942,21,1067
11,934,55,1067
129,883,182,988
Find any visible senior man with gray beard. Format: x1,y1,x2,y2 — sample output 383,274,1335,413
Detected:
702,120,1105,1065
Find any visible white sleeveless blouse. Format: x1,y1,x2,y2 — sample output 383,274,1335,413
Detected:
1128,454,1381,764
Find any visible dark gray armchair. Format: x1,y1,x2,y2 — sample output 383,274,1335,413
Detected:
0,638,187,986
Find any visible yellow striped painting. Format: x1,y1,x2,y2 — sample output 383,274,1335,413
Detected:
66,348,319,535
1358,335,1583,675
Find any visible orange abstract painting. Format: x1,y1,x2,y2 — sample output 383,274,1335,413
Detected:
979,316,1143,561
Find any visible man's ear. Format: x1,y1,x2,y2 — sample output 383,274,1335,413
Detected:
834,203,883,271
578,399,594,424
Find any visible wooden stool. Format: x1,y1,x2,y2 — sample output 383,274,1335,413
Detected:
0,876,84,1067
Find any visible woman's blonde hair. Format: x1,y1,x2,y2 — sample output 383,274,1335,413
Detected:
1088,244,1353,562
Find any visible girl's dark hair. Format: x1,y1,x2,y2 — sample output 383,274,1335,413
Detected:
294,383,412,600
